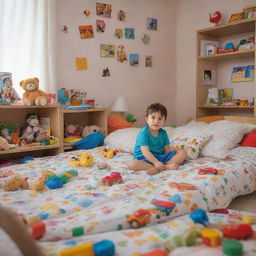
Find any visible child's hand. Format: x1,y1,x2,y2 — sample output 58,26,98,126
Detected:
154,161,165,171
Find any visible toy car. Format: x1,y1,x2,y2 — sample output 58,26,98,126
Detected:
220,223,253,239
127,209,151,228
198,168,219,175
102,172,123,186
169,182,197,191
151,200,176,216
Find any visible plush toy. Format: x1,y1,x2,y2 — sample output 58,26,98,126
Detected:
21,113,46,143
82,125,103,137
0,136,10,150
3,175,30,191
100,148,116,159
20,77,49,106
65,124,83,137
31,177,47,192
70,153,94,167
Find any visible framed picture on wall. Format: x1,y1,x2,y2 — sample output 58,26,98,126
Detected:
203,69,216,85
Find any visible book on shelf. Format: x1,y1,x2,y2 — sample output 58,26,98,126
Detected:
200,40,219,56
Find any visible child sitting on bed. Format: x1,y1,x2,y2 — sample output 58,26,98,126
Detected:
128,103,187,175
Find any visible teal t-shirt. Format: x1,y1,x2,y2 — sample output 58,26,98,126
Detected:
134,126,170,159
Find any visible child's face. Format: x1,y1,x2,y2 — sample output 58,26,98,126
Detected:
146,111,165,131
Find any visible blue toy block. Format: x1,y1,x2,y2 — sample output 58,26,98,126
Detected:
93,240,115,256
189,208,209,226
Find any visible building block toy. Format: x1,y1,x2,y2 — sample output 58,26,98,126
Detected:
222,239,243,256
93,240,115,256
201,228,221,247
31,222,46,240
59,242,94,256
189,208,209,226
220,223,253,240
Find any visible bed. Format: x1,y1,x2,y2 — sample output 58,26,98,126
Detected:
0,115,256,255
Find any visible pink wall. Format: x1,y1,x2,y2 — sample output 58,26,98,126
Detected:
175,0,256,125
56,0,177,127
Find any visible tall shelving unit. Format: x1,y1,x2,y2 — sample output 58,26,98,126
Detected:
196,18,256,118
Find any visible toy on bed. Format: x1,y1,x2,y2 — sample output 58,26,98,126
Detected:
70,153,94,167
100,148,116,158
102,172,123,185
74,125,105,150
20,77,49,106
3,174,29,191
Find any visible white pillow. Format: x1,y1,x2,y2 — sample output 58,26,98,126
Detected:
201,120,256,159
169,126,211,160
104,127,175,152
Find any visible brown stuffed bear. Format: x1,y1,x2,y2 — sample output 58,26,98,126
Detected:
3,175,29,191
20,77,49,106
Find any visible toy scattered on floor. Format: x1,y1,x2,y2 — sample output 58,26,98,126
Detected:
189,208,209,226
44,176,64,189
163,229,200,251
59,240,115,256
19,156,34,164
102,172,123,185
74,133,105,150
209,11,222,25
220,223,253,239
20,77,49,106
31,177,47,192
70,153,94,167
201,228,221,247
100,148,116,158
3,175,29,191
127,209,151,228
97,162,110,170
223,239,243,256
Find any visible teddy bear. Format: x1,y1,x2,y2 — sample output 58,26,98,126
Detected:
21,113,47,143
20,77,49,106
82,125,103,137
3,175,30,191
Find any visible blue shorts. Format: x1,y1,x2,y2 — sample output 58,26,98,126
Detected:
136,151,177,164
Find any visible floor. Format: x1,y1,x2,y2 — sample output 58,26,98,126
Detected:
228,191,256,213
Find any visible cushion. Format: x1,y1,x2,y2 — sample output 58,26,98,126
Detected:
169,126,211,160
201,120,256,159
74,133,105,150
104,127,176,152
240,130,256,147
108,114,132,133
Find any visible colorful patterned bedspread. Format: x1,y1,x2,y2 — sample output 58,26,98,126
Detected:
0,146,256,255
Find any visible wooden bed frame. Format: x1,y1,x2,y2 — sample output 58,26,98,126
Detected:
1,115,256,256
196,115,256,125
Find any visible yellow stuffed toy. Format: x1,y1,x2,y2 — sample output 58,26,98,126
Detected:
70,153,94,167
20,77,49,106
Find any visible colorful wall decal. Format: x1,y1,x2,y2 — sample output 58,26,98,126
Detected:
83,10,90,17
125,28,135,39
96,20,106,32
76,57,88,70
60,25,68,33
129,54,139,66
115,29,123,39
117,45,127,63
117,10,126,22
145,56,152,67
142,34,150,44
100,44,116,58
96,2,112,18
79,25,94,39
147,18,157,30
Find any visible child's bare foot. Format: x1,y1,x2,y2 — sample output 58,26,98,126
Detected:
165,163,179,170
147,167,161,175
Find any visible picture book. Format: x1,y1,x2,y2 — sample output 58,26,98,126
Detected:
79,25,94,39
231,65,254,82
96,2,112,18
0,72,20,104
100,44,116,58
218,88,233,102
147,18,158,30
129,54,139,66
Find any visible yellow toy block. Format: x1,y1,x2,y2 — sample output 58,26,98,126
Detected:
59,242,94,256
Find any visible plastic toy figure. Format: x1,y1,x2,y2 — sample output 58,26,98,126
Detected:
209,11,222,25
201,228,221,247
190,208,209,226
127,209,151,228
221,223,253,239
102,172,122,185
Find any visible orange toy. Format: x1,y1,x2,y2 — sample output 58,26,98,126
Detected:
127,209,151,228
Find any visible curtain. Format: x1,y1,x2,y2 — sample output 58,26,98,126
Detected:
0,0,57,96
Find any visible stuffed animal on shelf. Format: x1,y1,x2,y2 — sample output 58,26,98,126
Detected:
65,124,83,137
3,175,30,191
82,125,103,137
0,136,10,150
209,11,222,25
20,77,49,106
21,113,47,143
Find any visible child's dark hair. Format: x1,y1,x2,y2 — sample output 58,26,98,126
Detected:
146,103,167,119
